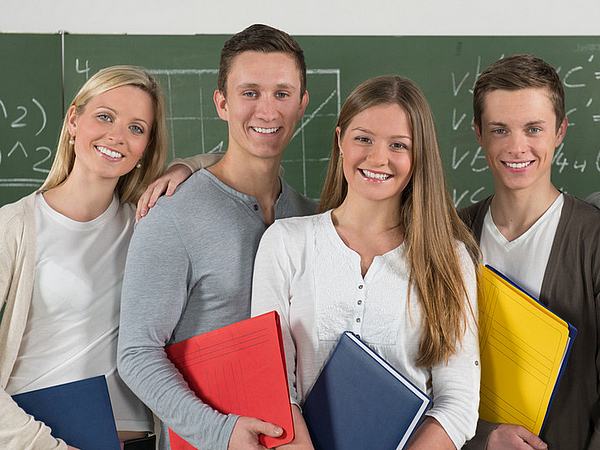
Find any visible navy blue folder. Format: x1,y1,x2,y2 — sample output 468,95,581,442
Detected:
303,332,431,450
12,375,120,450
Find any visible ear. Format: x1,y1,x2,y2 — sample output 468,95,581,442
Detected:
554,116,568,147
296,91,309,121
473,121,484,148
336,126,343,155
66,105,78,136
213,89,228,121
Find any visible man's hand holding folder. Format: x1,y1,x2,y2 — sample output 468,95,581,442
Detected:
165,311,294,450
228,416,285,450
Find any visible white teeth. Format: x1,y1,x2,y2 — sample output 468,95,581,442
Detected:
97,146,123,159
361,169,391,180
505,161,532,169
252,127,279,134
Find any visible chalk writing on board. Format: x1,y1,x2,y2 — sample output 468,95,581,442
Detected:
0,97,52,188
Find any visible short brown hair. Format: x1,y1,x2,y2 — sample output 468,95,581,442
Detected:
217,24,306,98
473,54,565,131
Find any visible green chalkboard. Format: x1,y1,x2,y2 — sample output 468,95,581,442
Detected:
0,34,63,207
3,34,600,208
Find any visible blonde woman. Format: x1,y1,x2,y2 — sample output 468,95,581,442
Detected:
0,66,168,450
251,76,481,449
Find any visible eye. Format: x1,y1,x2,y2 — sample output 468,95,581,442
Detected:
390,142,409,151
528,126,542,133
354,136,371,144
129,124,144,134
97,113,112,122
491,128,507,135
275,92,290,99
243,91,257,98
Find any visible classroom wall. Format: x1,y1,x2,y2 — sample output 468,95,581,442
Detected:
1,0,599,35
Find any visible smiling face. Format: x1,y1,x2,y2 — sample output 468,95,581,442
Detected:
475,87,567,195
338,103,413,208
67,84,154,183
213,51,309,162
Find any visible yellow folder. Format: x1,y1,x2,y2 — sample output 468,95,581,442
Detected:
477,265,576,435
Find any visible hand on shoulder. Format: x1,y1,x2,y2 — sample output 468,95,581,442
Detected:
136,164,192,221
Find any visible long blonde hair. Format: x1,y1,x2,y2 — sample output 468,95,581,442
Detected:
40,65,168,204
320,75,479,366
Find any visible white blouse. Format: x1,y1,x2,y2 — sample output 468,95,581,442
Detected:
251,211,480,449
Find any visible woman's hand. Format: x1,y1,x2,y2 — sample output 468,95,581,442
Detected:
136,164,192,221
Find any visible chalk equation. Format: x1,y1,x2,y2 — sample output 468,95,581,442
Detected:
0,97,53,188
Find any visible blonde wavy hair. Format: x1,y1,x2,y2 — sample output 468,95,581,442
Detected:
40,65,168,204
320,75,480,366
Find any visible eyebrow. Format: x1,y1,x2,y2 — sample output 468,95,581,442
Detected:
351,126,413,140
237,82,298,91
486,120,547,128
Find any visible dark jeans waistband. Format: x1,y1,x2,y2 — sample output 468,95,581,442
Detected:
123,434,156,450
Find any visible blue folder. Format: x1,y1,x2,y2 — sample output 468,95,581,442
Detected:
12,375,120,450
303,332,431,450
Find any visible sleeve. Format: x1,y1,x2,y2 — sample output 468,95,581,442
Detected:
166,152,224,172
166,153,286,178
0,390,67,450
590,235,600,449
251,223,300,405
0,207,67,450
426,245,481,449
116,204,237,450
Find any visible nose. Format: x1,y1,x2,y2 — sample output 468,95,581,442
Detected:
367,142,388,165
508,132,528,155
107,122,126,144
255,96,278,122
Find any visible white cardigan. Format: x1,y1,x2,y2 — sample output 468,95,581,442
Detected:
0,193,67,449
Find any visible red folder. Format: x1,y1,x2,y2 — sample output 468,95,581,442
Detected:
165,311,294,449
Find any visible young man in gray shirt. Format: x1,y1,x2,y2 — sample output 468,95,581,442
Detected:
117,24,317,450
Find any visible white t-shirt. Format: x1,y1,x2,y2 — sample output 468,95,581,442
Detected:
6,193,153,432
251,211,480,449
480,194,563,299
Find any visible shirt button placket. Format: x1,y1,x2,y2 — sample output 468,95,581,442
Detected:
354,283,365,336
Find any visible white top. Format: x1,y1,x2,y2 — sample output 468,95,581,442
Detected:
251,211,480,449
6,193,153,432
480,194,563,299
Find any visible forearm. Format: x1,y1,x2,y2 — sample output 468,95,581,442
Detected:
117,343,237,449
407,417,456,450
461,419,500,449
0,389,67,450
167,152,224,172
118,208,237,449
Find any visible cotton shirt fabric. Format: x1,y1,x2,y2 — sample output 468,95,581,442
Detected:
118,169,317,450
480,193,563,299
251,211,481,449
